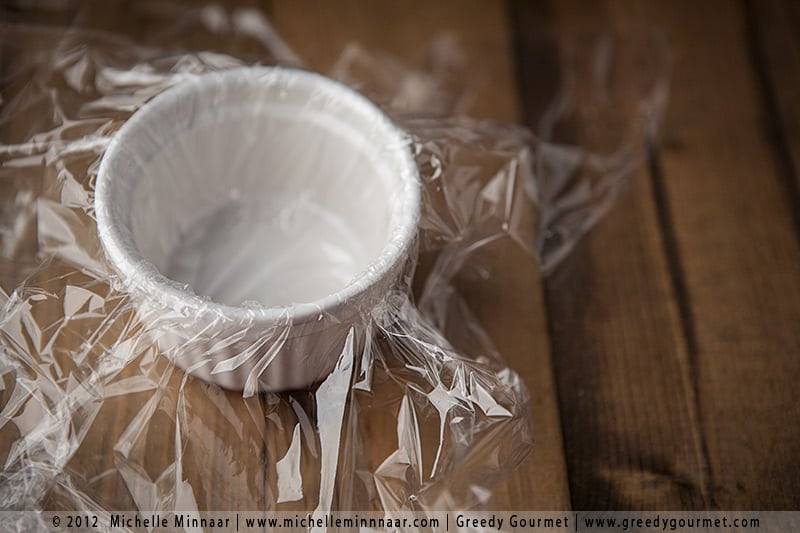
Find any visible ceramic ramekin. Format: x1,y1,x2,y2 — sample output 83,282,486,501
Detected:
95,67,420,392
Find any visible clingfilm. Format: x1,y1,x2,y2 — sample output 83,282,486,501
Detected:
0,2,668,519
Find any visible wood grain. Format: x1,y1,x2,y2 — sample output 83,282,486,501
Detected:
749,0,800,235
511,0,710,509
267,0,571,510
4,0,798,513
628,0,800,508
0,0,273,511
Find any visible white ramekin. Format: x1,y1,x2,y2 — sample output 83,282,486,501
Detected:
95,67,420,392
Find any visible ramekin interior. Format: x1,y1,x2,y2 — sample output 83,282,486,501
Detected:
95,67,419,324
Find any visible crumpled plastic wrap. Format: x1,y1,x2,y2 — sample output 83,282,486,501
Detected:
0,2,668,518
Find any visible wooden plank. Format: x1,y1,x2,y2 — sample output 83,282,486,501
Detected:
750,0,800,197
619,0,800,508
0,0,571,512
267,0,570,510
511,0,711,509
29,274,271,511
74,1,274,511
0,1,272,511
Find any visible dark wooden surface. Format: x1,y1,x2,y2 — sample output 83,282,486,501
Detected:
2,0,799,511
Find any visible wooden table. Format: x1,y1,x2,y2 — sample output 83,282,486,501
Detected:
1,0,798,511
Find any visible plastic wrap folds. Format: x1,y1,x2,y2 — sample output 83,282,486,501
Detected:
0,3,669,518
